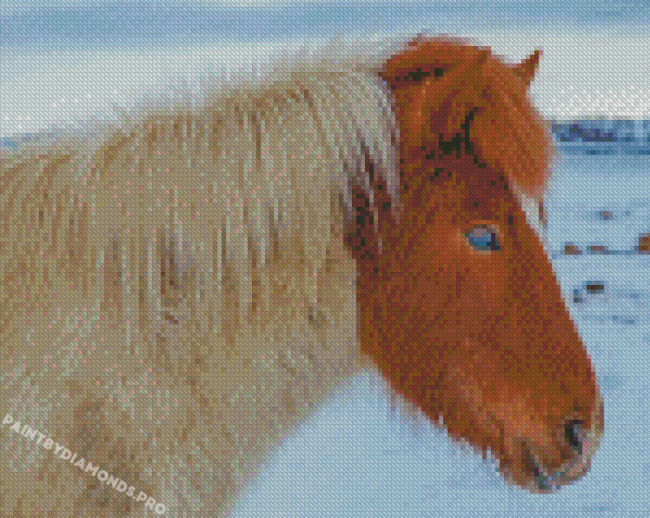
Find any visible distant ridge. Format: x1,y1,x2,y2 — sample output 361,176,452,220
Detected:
1,132,44,147
550,119,650,146
4,120,650,150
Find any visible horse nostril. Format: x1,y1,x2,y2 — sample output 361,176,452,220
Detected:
564,420,583,456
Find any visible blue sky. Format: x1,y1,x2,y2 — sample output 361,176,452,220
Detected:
0,1,648,48
1,1,650,138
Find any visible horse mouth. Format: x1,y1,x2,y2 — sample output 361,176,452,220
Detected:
508,395,604,493
521,415,603,493
522,445,591,493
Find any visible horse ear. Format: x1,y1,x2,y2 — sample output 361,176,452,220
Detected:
514,49,541,87
412,33,426,44
406,33,430,49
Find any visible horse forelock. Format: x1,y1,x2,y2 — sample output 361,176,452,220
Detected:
471,51,555,198
388,36,555,200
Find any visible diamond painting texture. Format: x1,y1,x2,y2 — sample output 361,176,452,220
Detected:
1,2,648,517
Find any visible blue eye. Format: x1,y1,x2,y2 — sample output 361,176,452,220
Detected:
464,226,501,252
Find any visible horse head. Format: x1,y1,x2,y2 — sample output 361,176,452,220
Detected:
350,35,603,493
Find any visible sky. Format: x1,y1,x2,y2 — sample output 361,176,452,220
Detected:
0,2,648,517
1,1,650,137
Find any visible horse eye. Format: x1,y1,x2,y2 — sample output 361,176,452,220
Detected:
464,226,501,252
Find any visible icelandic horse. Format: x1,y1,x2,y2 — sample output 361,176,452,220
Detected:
0,35,602,517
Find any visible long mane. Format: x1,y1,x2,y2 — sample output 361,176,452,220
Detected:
0,36,401,320
0,36,407,516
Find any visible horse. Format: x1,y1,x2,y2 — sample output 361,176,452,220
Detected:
0,35,602,517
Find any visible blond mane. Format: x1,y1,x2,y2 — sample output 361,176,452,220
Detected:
0,37,404,517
